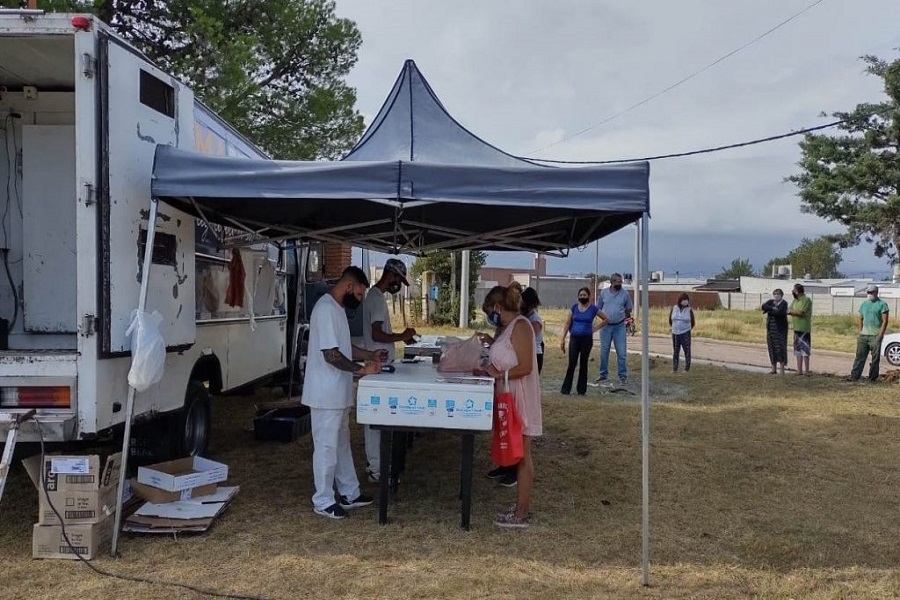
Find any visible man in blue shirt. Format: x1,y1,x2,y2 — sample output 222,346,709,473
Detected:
596,273,633,384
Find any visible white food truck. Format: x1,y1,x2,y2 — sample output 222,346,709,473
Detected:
0,9,314,468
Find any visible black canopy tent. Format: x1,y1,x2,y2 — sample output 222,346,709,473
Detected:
116,61,654,584
149,60,649,255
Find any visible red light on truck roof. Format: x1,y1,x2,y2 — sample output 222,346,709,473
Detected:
71,16,91,31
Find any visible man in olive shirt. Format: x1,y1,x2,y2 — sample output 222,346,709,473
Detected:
788,283,813,376
848,284,890,382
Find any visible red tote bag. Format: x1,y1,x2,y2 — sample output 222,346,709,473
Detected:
491,372,524,467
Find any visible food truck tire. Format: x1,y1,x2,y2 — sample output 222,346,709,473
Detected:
173,381,212,457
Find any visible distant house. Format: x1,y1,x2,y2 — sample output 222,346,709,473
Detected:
738,276,893,297
479,255,547,287
695,279,741,293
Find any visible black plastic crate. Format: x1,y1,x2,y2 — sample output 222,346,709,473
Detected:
254,406,311,443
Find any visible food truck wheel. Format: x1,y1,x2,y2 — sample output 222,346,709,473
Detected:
175,381,212,457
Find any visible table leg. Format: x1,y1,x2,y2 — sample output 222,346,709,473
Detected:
460,432,475,530
390,430,404,494
378,428,391,525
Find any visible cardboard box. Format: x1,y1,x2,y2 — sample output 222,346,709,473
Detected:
137,456,228,493
32,518,111,560
130,480,217,504
123,486,240,534
23,453,121,525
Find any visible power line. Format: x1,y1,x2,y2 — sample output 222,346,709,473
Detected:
529,0,828,155
519,119,845,165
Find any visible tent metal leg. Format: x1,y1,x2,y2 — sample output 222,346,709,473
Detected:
458,250,470,328
110,196,159,557
639,211,651,586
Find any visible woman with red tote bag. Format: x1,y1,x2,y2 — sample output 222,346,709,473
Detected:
475,285,542,528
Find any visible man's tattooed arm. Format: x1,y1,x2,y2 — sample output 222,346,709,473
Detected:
322,348,362,372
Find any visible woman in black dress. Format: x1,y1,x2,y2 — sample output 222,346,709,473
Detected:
761,288,788,374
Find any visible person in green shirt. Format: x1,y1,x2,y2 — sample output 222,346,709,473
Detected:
848,284,890,382
787,283,813,376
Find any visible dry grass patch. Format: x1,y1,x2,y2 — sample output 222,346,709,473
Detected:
1,349,899,599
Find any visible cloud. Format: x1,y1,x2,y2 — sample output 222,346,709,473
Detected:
336,0,900,276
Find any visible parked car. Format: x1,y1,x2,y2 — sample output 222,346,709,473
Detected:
882,332,900,367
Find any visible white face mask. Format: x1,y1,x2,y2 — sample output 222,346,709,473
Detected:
867,293,877,301
680,301,689,307
773,294,783,302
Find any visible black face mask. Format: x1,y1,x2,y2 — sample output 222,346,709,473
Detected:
792,291,799,299
578,297,590,305
387,282,402,295
343,291,361,310
612,284,622,290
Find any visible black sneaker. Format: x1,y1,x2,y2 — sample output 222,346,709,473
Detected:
339,494,374,509
497,473,518,488
314,503,348,519
486,467,506,479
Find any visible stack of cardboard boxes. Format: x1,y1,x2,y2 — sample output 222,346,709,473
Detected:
24,453,121,560
124,456,237,533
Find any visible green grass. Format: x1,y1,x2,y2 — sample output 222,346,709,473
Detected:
400,306,873,355
530,308,871,354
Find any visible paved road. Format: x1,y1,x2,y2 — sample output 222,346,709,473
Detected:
628,335,856,376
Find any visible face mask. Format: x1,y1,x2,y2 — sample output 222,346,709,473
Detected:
612,284,622,291
343,291,361,310
680,301,689,307
487,310,502,327
578,296,590,305
792,291,798,299
868,293,877,301
773,294,783,302
387,282,402,295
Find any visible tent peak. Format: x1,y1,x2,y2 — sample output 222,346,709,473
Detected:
343,61,537,167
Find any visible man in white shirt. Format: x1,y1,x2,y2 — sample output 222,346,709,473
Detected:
301,266,386,519
360,259,417,482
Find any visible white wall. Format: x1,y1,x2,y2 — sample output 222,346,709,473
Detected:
718,292,900,317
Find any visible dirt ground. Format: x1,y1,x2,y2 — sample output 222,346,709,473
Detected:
638,334,855,375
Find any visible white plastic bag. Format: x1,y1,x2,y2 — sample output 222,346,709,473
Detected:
126,309,166,392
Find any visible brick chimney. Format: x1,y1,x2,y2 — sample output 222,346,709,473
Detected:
323,243,352,280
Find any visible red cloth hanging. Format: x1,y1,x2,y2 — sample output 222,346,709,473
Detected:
225,249,246,307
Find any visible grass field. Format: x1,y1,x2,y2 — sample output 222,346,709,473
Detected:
429,307,886,355
2,338,899,599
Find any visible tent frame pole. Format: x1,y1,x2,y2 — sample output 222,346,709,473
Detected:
110,196,159,556
639,211,651,586
458,250,470,329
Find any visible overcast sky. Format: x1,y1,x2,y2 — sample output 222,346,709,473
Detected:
337,0,900,278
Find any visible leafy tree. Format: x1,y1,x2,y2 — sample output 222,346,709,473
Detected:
715,258,754,280
762,236,843,279
12,0,365,160
788,54,900,271
410,251,487,326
